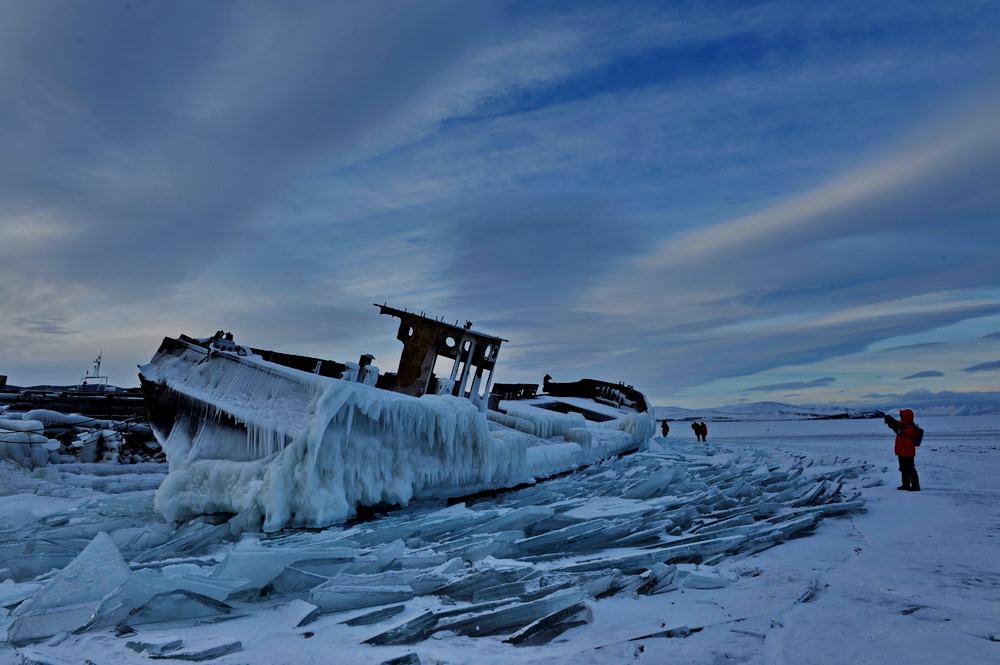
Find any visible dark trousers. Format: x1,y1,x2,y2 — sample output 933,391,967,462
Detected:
898,456,919,489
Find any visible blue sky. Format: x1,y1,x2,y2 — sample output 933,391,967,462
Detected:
2,0,999,409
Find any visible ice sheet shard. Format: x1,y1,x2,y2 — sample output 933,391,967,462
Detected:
122,590,234,628
146,635,243,661
7,532,131,645
311,585,415,613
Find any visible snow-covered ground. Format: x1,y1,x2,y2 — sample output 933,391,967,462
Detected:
1,415,998,664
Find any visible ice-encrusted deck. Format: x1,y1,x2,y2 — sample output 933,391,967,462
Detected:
140,338,654,531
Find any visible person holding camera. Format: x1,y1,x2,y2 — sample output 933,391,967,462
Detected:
884,409,920,491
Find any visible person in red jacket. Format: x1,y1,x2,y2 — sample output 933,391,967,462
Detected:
884,408,920,491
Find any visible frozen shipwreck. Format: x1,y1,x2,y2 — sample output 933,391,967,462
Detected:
139,304,654,531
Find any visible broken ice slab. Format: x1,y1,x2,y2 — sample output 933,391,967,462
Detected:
810,499,865,516
709,501,784,522
522,518,654,563
628,623,699,640
552,534,747,574
341,603,407,626
553,498,656,523
211,534,354,595
765,479,818,504
622,467,689,500
372,539,406,568
8,602,102,648
437,530,525,562
7,532,132,645
690,513,756,535
0,540,82,583
80,567,250,632
310,585,415,613
364,589,586,646
126,636,184,655
677,565,727,589
109,523,173,558
789,479,840,507
252,598,319,629
471,581,527,603
261,529,360,551
635,562,677,595
381,653,421,665
503,487,569,510
646,490,712,514
146,634,243,661
341,553,382,575
607,524,667,548
739,514,822,555
578,571,630,599
349,523,420,547
434,566,534,602
514,520,614,555
462,505,555,536
504,600,591,646
406,504,502,541
122,590,235,628
363,611,439,646
314,568,452,597
438,587,586,638
0,580,42,609
264,565,337,597
130,518,235,565
396,551,451,569
566,518,649,552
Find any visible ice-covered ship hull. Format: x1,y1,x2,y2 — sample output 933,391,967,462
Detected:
139,306,654,531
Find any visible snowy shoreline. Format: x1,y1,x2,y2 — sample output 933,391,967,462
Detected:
1,416,997,664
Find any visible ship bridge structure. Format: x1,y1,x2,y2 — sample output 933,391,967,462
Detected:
377,303,507,405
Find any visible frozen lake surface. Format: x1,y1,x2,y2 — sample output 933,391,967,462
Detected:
1,415,997,664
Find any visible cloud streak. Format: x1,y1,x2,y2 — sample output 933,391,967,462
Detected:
747,377,837,392
903,371,944,380
963,360,1000,373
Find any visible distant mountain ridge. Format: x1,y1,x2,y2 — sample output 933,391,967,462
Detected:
654,401,884,422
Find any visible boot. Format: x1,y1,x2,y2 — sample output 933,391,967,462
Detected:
908,470,920,492
897,485,909,491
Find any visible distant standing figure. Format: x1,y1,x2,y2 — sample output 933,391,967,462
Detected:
691,421,702,441
884,409,920,491
699,421,708,442
661,420,670,437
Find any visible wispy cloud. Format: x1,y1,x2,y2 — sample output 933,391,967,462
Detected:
12,318,78,336
903,370,944,380
747,377,837,392
962,360,1000,373
883,342,947,353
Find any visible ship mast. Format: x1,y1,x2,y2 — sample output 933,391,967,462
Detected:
79,352,109,392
